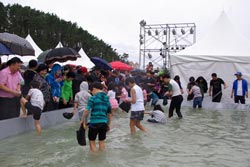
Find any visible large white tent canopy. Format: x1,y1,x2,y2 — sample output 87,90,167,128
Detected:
171,12,250,103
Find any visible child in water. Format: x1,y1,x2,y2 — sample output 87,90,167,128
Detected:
107,82,119,115
145,104,166,124
20,80,45,135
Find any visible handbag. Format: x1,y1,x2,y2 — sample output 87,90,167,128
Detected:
162,96,168,105
76,124,86,146
119,101,131,113
187,93,194,101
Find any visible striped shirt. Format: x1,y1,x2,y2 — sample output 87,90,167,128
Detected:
86,92,111,124
150,110,166,124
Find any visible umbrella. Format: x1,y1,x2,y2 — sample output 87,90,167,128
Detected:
37,49,52,62
0,32,35,56
110,61,133,71
0,43,13,55
44,47,81,64
90,57,112,70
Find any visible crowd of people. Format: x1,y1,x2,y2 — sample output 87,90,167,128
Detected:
0,57,248,151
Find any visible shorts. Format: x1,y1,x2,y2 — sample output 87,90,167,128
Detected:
130,110,144,121
25,102,42,120
147,118,158,123
88,123,108,141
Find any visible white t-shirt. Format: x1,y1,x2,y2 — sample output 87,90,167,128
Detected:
131,84,145,111
237,80,243,96
28,88,44,110
169,79,182,97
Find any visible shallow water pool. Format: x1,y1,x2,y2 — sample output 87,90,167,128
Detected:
1,107,250,167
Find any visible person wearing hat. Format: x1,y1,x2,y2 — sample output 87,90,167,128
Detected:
231,72,248,104
0,57,23,120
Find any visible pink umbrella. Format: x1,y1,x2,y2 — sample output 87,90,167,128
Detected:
110,61,133,71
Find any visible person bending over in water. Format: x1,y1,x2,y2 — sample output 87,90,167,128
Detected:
20,80,44,135
145,104,166,124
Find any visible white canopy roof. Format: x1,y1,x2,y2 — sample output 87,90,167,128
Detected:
62,48,95,69
25,34,43,57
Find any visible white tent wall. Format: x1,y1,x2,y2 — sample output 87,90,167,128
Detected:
170,12,250,104
171,59,250,103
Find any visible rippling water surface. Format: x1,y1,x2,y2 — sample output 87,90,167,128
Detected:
1,107,250,167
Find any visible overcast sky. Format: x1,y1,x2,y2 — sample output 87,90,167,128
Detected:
2,0,250,63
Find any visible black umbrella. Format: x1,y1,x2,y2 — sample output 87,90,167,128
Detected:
0,32,35,56
90,57,112,70
44,47,81,64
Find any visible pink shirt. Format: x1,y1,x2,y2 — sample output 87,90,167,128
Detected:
0,67,21,98
119,87,129,102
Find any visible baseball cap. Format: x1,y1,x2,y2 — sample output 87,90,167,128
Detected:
79,66,88,73
234,72,242,76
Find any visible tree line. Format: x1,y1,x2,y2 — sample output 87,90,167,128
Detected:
0,2,129,62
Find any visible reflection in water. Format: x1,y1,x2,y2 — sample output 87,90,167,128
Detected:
0,107,250,167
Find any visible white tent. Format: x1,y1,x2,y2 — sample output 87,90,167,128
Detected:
62,48,95,69
171,12,250,103
25,34,43,57
55,42,63,48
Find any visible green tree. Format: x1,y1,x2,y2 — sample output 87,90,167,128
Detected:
1,3,121,61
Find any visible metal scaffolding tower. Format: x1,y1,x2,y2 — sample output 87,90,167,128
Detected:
139,20,196,70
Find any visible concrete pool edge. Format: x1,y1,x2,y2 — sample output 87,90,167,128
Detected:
0,108,77,140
